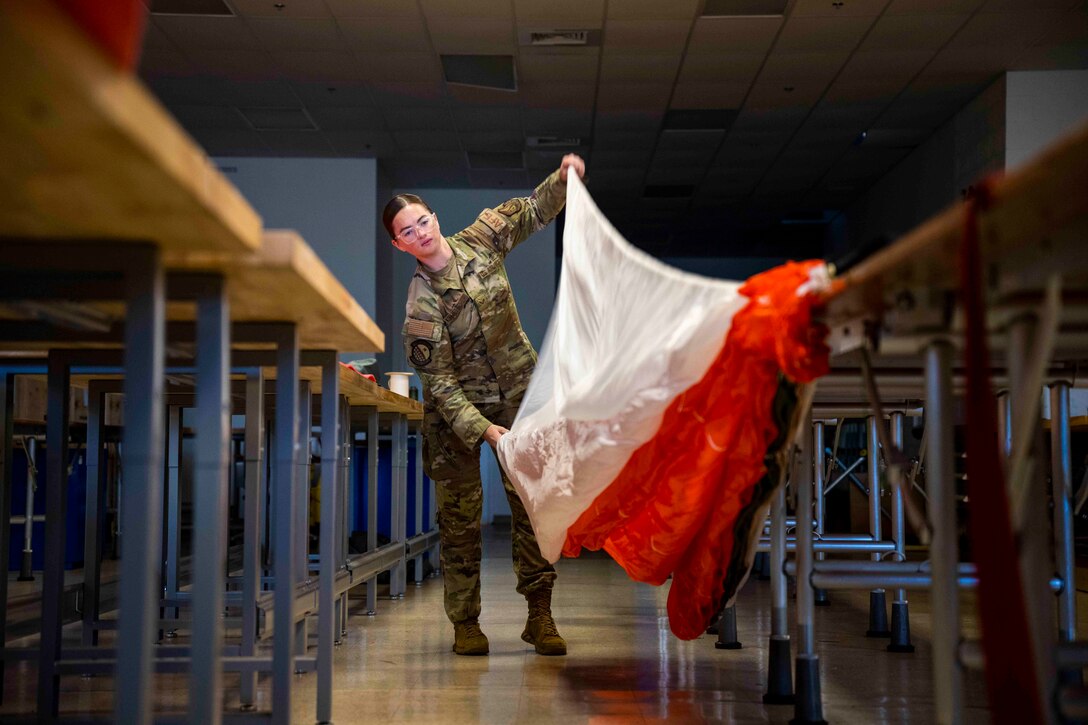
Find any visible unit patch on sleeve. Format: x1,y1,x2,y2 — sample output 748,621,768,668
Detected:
409,339,434,367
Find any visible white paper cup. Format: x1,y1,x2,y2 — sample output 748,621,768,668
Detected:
385,372,413,397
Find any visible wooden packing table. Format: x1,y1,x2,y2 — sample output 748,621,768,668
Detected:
263,364,422,418
823,119,1088,335
0,230,385,354
0,1,261,255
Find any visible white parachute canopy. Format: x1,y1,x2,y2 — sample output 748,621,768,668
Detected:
497,173,748,562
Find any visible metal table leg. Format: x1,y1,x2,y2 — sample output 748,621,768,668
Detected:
865,415,889,638
0,372,12,700
164,405,182,627
316,353,340,724
794,413,826,724
18,435,37,582
764,482,794,705
240,369,264,710
189,275,230,725
390,414,408,598
1050,381,1080,686
115,246,166,725
38,352,70,718
926,340,961,725
273,324,300,725
83,382,107,647
365,407,378,616
888,412,914,653
414,422,424,586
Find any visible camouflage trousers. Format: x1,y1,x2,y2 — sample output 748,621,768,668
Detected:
423,396,556,624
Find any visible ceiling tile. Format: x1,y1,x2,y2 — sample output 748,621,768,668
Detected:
745,81,824,108
469,169,532,188
604,20,690,51
593,111,662,134
392,130,464,151
978,0,1081,11
677,52,765,84
323,129,397,156
805,99,883,130
247,17,347,51
518,82,596,110
823,79,901,104
650,145,719,169
420,0,513,20
325,0,422,17
600,52,682,84
776,15,877,53
514,0,606,25
292,82,373,107
688,16,782,54
732,106,808,132
886,0,984,14
607,0,699,20
156,15,263,50
257,129,337,155
169,104,250,129
190,128,270,154
460,130,525,150
521,109,593,137
381,105,455,131
447,85,521,105
518,50,600,84
231,0,332,17
949,10,1070,50
273,51,370,83
453,106,523,132
597,82,672,112
369,80,448,104
337,16,430,52
859,14,970,52
646,166,704,185
148,76,229,105
591,145,655,167
213,79,302,106
143,19,177,49
184,48,275,80
584,168,645,192
430,19,516,54
837,50,934,84
760,50,849,81
307,105,386,131
138,46,198,77
670,81,749,109
354,53,441,84
792,0,888,15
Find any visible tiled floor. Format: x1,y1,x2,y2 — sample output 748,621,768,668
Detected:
0,526,1022,723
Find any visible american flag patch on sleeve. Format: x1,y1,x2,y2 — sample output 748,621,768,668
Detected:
406,318,440,340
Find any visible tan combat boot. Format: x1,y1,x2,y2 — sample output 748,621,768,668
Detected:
452,619,489,656
522,588,567,656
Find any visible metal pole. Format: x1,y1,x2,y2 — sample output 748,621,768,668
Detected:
794,413,824,723
865,415,889,638
888,412,914,653
1050,381,1079,686
189,276,230,725
317,354,339,724
83,383,107,647
926,340,961,725
37,352,70,718
414,423,424,585
18,435,36,581
298,381,312,583
1008,314,1057,718
390,414,407,598
240,370,264,709
164,405,182,625
114,246,165,725
814,421,828,606
764,481,793,704
273,325,300,725
0,373,13,699
365,407,378,615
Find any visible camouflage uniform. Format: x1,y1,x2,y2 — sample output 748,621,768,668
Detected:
402,170,565,625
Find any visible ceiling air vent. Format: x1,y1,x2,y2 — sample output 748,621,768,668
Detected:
526,136,582,148
149,0,234,15
467,151,524,170
644,185,694,199
702,0,788,17
518,29,602,47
